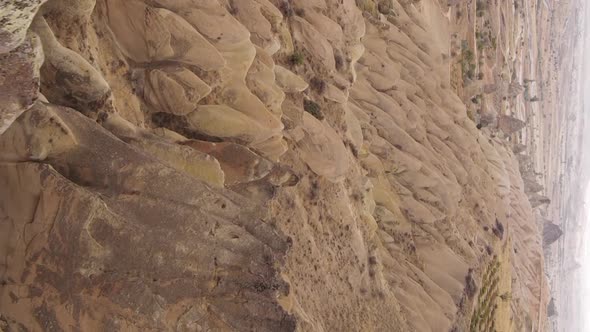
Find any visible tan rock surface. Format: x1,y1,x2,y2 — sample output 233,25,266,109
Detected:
0,32,43,135
105,0,224,69
0,0,47,53
144,66,211,116
32,17,111,115
0,103,294,331
274,65,308,93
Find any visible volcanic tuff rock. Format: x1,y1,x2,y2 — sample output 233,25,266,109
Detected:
543,222,564,247
0,32,43,135
0,0,549,331
0,0,47,53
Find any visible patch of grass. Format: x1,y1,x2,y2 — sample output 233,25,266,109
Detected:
461,47,477,81
470,257,502,332
289,52,305,66
303,99,324,120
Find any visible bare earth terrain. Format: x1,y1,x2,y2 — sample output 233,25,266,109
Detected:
0,0,585,331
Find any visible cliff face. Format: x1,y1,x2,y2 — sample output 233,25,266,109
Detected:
0,0,548,331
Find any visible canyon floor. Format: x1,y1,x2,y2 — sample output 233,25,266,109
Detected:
0,0,585,331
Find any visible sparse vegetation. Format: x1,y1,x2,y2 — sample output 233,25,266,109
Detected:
465,269,477,298
289,52,305,66
355,0,378,16
303,99,324,120
278,1,294,17
492,219,504,239
476,1,487,17
476,27,496,53
460,43,477,81
469,258,502,332
310,77,327,93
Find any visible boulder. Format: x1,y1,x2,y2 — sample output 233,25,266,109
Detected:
0,0,47,53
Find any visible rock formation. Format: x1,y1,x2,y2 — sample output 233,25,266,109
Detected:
0,0,552,331
498,115,526,135
0,32,43,134
513,143,527,154
543,222,564,247
547,297,557,317
505,82,525,98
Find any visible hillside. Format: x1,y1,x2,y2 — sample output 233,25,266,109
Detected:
0,0,583,331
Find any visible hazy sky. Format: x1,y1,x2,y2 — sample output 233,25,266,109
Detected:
580,183,590,332
581,186,590,330
580,2,590,331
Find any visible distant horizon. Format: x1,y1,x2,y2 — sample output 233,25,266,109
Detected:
571,1,590,330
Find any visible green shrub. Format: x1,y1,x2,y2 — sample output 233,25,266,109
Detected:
304,100,324,120
289,52,305,66
463,49,474,62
